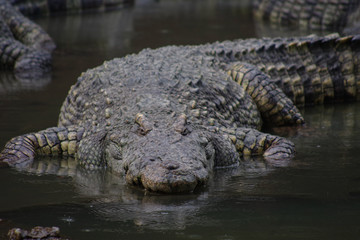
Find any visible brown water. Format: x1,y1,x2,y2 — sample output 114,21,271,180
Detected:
1,1,360,239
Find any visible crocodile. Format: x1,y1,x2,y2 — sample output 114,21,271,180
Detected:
1,34,359,193
2,0,359,77
10,0,134,16
0,0,55,78
0,0,133,77
253,0,360,34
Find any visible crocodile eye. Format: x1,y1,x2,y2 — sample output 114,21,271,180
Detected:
137,126,148,136
106,138,123,161
173,113,191,136
199,136,209,146
135,113,152,136
181,128,190,136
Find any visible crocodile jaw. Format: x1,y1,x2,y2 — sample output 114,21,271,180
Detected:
125,159,209,193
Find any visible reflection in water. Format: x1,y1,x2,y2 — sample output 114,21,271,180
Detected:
2,99,360,239
9,155,277,231
0,72,51,93
42,10,134,57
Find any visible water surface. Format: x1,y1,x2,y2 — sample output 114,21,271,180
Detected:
1,1,360,239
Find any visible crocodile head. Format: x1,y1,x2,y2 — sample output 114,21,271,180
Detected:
105,113,216,193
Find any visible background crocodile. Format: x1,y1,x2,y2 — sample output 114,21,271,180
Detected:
1,0,359,77
0,0,55,78
253,0,360,34
0,0,133,77
1,34,359,193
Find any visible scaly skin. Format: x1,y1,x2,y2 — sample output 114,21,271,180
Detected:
1,0,133,77
210,33,360,105
2,0,358,78
253,0,360,33
1,34,359,193
0,0,55,77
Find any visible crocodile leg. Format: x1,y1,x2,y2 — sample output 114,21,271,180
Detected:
0,126,84,168
216,127,295,164
226,61,304,126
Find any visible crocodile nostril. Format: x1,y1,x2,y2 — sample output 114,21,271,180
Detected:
167,165,178,170
164,162,180,170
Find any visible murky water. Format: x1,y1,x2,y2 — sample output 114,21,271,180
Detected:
1,0,360,239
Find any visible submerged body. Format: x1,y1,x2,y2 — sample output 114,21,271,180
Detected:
1,34,359,192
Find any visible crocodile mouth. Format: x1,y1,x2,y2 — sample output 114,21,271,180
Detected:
125,160,208,193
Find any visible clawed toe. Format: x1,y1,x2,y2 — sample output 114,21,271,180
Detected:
263,139,295,160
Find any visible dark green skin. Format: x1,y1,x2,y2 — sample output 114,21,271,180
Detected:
253,0,360,34
1,34,359,193
0,0,132,78
0,0,55,78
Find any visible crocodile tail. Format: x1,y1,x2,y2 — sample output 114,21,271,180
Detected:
252,0,360,32
287,34,360,105
230,34,360,106
0,36,53,78
0,126,84,167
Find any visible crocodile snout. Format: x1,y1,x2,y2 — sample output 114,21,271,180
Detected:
125,158,208,193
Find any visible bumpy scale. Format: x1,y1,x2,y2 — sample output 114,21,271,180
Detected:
253,0,360,33
0,0,55,77
1,34,359,193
